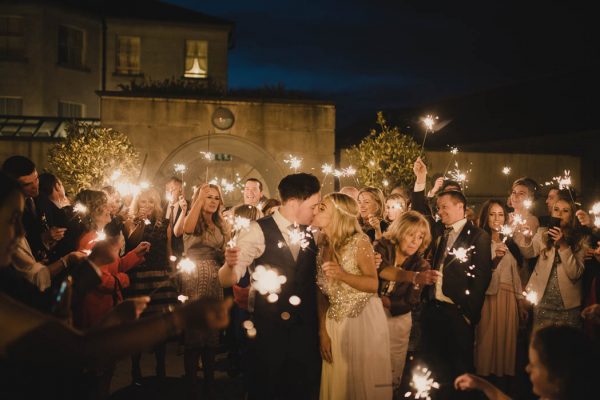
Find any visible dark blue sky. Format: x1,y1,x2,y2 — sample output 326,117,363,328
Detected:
168,1,598,126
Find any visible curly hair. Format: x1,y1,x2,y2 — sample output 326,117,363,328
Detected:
74,190,108,231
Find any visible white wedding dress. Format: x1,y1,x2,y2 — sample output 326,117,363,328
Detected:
318,233,393,400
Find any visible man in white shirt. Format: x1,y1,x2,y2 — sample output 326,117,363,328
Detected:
220,173,322,400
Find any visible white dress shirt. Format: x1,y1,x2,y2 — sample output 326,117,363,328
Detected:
230,210,299,283
435,217,468,303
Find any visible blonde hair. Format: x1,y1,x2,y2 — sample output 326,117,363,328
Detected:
357,186,385,224
129,188,163,220
383,211,431,255
384,193,408,222
193,184,229,242
321,193,363,263
233,204,263,221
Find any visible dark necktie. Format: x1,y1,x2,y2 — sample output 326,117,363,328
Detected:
170,205,175,229
26,197,37,218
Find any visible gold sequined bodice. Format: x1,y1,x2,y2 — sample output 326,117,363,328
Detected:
317,233,373,321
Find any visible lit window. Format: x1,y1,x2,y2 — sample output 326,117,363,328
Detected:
184,40,207,78
58,25,85,68
0,16,25,61
58,101,83,118
0,97,23,115
116,35,141,75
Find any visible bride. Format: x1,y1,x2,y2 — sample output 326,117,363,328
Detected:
313,193,392,399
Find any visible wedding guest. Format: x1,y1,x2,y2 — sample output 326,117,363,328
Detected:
38,172,69,228
126,188,179,384
219,173,322,400
314,193,392,399
455,325,598,399
261,198,281,216
164,177,186,259
2,156,65,262
375,211,436,390
0,172,231,399
384,193,408,223
358,187,388,242
243,178,264,208
474,200,528,383
514,195,587,331
412,157,492,398
181,183,229,398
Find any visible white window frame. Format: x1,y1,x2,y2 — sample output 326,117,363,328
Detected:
58,100,85,118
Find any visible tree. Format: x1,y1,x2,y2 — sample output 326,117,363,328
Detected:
345,112,422,193
48,122,139,195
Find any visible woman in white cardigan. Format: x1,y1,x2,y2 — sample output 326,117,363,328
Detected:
514,196,587,331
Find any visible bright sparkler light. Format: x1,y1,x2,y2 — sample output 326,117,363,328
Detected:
502,166,512,175
422,115,438,132
288,224,312,251
169,255,177,262
523,290,539,305
448,246,475,263
88,230,107,245
448,161,470,187
499,224,514,241
523,199,533,209
284,155,303,172
405,365,440,400
174,163,187,173
342,166,356,176
200,151,214,161
73,202,88,214
178,295,189,303
227,215,252,248
143,218,151,225
590,202,600,216
110,170,122,181
321,163,333,175
115,182,140,197
140,181,150,190
251,265,287,296
450,146,459,155
177,257,196,274
165,192,174,203
545,170,573,190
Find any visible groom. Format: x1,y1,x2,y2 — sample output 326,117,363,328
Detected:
219,173,322,400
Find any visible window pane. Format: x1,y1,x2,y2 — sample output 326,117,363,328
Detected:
0,98,23,115
58,101,83,118
58,25,85,68
0,16,24,60
116,35,141,74
184,40,208,78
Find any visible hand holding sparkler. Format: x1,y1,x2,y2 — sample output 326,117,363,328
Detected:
224,247,240,269
133,241,151,256
454,373,508,399
413,157,428,184
575,210,592,227
494,242,508,259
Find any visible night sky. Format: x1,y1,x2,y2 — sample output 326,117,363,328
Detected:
167,1,599,139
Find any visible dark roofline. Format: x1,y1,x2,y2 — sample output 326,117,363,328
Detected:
96,91,336,107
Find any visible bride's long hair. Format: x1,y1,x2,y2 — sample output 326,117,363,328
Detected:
321,193,363,263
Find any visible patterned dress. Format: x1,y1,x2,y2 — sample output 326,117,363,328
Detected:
534,251,582,330
126,218,179,317
317,233,392,400
182,226,225,347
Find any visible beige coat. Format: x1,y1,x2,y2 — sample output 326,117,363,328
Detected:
515,229,585,309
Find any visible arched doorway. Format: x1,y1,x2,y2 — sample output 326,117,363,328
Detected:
156,134,284,206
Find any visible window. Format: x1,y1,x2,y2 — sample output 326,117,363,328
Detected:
0,97,23,115
184,40,207,78
0,16,25,60
58,101,83,118
116,35,141,75
58,25,85,68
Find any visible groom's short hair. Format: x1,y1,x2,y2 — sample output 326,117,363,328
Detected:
278,173,320,203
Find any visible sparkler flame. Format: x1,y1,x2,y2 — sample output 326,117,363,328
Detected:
448,161,470,187
448,246,475,263
405,365,440,400
545,170,572,190
178,295,189,303
227,215,252,248
177,257,196,274
523,199,533,209
251,265,287,296
288,224,312,251
174,163,187,173
523,290,539,305
200,151,214,161
284,155,303,171
422,115,438,132
502,166,512,175
73,202,88,214
499,224,514,242
88,230,106,245
449,146,459,155
321,163,333,175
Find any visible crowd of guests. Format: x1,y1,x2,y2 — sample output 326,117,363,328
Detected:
1,153,599,400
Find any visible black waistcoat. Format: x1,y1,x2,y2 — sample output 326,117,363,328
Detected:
254,216,318,327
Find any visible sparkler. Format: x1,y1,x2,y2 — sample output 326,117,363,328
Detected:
545,170,576,203
208,177,237,194
200,151,214,161
227,215,252,248
442,146,459,177
283,155,303,172
178,295,189,303
251,265,287,299
523,289,539,305
448,246,475,263
174,163,187,195
87,230,107,246
523,199,533,210
590,202,600,228
499,224,514,242
405,365,440,400
502,166,512,176
73,202,88,214
419,114,439,156
447,161,471,190
288,223,313,251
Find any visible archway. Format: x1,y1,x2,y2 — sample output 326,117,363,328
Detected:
156,134,284,205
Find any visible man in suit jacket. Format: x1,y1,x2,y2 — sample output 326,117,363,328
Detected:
219,173,322,400
412,158,491,399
